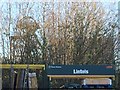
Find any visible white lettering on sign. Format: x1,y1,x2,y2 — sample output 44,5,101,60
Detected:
48,66,62,69
73,69,89,74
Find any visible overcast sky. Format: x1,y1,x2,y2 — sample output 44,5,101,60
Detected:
0,0,119,3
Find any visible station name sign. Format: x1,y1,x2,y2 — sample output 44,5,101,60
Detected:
47,65,115,75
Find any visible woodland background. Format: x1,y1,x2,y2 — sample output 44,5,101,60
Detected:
0,2,120,88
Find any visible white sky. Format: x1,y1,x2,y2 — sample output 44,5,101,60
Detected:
0,0,120,3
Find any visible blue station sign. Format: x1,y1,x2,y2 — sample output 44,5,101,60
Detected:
46,65,115,75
